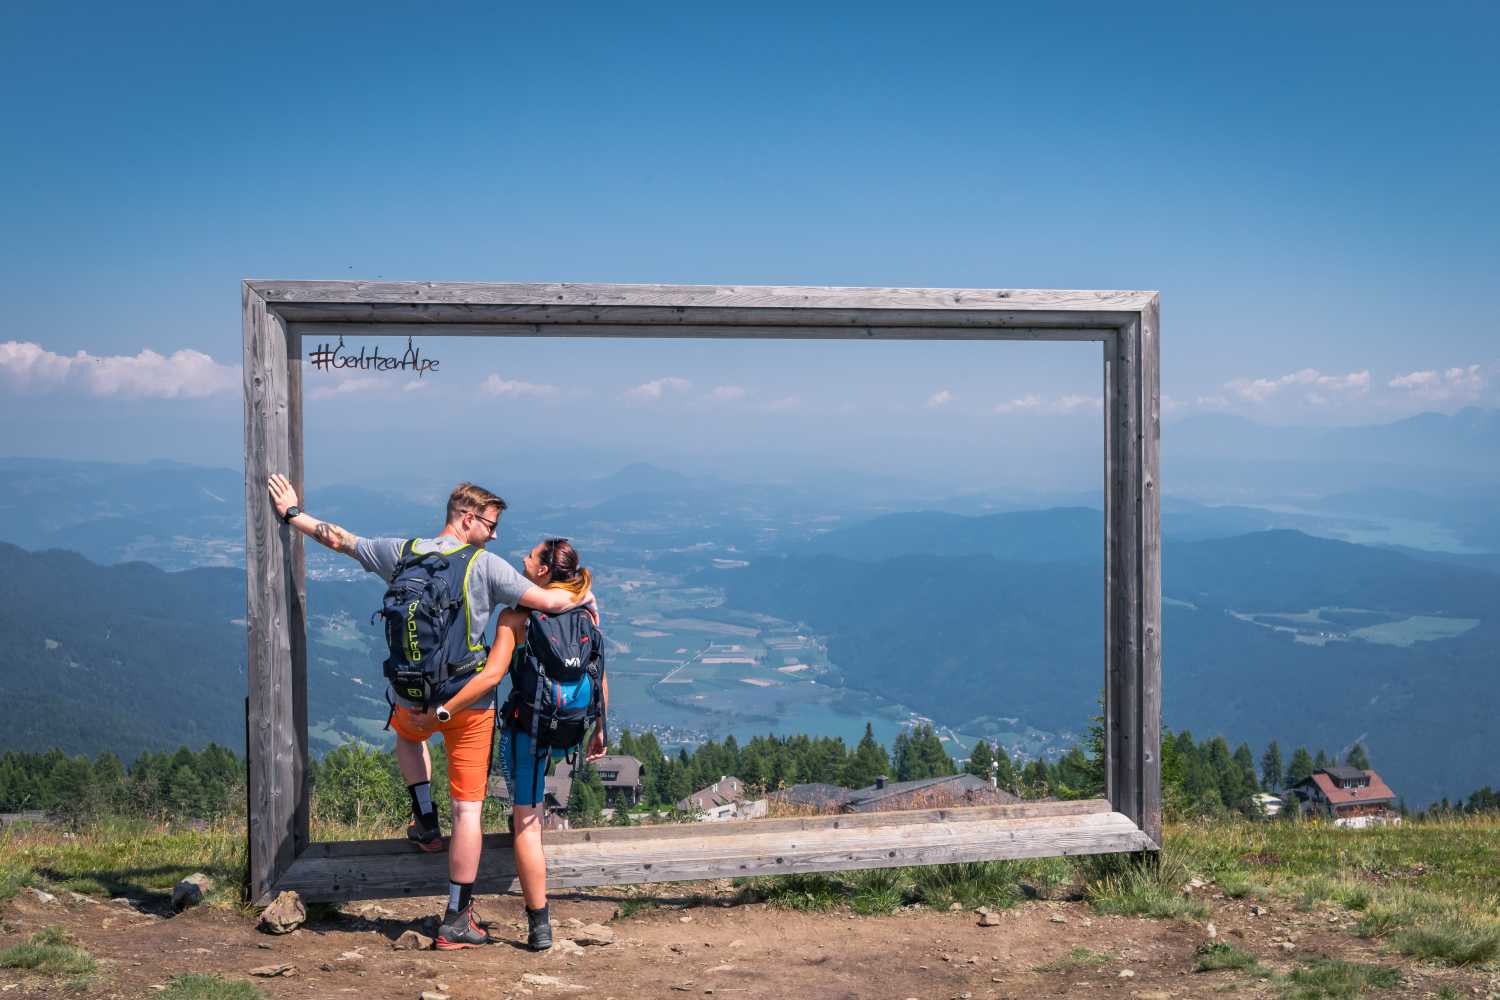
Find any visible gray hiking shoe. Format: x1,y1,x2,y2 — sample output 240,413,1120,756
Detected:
436,905,494,950
526,909,552,951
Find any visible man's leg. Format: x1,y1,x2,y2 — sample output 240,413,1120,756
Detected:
436,710,499,950
392,717,444,850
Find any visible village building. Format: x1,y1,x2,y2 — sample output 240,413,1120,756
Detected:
677,776,766,821
1285,766,1399,828
555,755,645,809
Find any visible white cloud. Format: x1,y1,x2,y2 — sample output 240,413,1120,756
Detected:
308,377,384,401
1387,364,1483,400
479,374,559,398
706,385,747,402
0,341,239,399
926,389,954,408
624,376,691,401
993,393,1098,415
764,395,802,412
1226,368,1370,403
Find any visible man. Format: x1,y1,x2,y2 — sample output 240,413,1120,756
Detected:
266,474,591,949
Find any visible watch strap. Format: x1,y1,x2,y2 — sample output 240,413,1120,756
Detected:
281,505,301,525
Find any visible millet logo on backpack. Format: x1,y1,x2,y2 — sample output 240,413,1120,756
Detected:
405,601,422,663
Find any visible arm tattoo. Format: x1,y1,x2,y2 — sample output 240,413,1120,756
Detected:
312,520,355,554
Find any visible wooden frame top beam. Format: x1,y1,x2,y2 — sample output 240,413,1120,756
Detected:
248,280,1156,333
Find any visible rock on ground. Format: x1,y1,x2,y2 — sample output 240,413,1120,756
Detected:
173,873,215,911
258,890,306,934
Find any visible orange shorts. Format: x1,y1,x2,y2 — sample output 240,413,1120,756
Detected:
390,706,496,802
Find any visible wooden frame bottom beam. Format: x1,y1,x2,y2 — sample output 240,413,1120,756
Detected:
276,801,1154,903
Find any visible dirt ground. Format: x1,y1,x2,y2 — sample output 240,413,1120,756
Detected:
2,882,1496,999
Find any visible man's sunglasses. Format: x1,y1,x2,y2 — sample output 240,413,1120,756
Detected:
470,511,498,533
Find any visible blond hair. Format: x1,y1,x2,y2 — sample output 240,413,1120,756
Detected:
445,482,507,523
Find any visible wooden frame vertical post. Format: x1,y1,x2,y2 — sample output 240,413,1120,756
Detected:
243,284,309,903
243,281,1161,903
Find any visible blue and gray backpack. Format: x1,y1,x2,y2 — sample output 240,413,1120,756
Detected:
502,607,607,761
374,540,483,707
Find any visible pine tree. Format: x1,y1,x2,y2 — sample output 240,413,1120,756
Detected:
1344,743,1370,770
844,723,891,788
1285,747,1315,788
1261,740,1284,793
1232,742,1259,796
992,747,1019,794
1313,749,1330,770
964,740,995,781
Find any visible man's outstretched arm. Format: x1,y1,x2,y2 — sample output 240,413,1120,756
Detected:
267,473,358,556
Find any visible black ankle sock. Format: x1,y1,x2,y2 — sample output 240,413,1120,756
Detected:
526,903,549,927
407,782,437,830
446,880,473,916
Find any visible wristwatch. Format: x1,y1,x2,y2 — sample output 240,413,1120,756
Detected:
435,706,452,723
281,505,301,525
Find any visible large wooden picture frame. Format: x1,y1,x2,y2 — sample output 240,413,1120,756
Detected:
243,281,1161,904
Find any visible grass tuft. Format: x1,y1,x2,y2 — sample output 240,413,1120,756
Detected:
1080,849,1210,920
1390,915,1500,967
1194,940,1263,973
1033,946,1111,972
0,926,97,976
158,973,266,999
1278,957,1400,999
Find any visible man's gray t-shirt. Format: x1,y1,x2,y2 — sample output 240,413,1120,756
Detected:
354,535,533,712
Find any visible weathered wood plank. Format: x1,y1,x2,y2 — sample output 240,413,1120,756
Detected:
242,283,299,904
286,321,1111,342
1102,337,1117,808
277,810,1154,903
298,800,1113,859
1138,296,1163,845
251,280,1157,315
1110,318,1142,832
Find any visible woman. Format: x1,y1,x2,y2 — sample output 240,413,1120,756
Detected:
443,537,607,951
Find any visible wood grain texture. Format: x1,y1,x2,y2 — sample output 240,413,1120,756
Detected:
1102,338,1117,808
251,280,1157,313
1138,296,1163,845
298,800,1113,859
242,283,300,904
1110,319,1142,832
277,809,1155,903
287,321,1110,342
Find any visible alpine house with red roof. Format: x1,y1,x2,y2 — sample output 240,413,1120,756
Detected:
1287,766,1400,828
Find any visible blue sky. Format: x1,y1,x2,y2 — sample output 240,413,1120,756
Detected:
1,1,1496,482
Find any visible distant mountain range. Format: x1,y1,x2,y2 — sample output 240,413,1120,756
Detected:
717,516,1499,807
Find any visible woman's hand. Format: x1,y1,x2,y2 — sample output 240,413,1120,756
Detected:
267,474,299,519
585,726,607,762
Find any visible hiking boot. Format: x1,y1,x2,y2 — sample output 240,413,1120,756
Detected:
406,819,446,853
527,918,553,951
436,905,494,950
526,908,552,951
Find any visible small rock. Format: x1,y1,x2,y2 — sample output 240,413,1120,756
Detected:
1280,941,1296,953
679,915,693,923
108,896,134,907
419,992,451,1000
574,923,615,946
549,939,586,956
248,963,296,977
1117,969,1135,979
727,939,745,949
26,888,57,905
65,892,96,905
565,917,584,928
979,912,1002,927
1249,905,1266,917
393,930,435,951
172,873,214,911
949,902,963,911
974,906,990,916
258,890,306,934
966,955,980,964
1137,993,1172,1000
1205,921,1217,939
1049,915,1067,924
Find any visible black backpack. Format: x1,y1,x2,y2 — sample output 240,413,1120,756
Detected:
373,540,482,707
502,607,606,760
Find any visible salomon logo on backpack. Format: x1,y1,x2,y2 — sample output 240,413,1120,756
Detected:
373,540,482,706
503,608,606,759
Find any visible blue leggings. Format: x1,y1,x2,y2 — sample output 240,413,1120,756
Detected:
497,724,573,807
